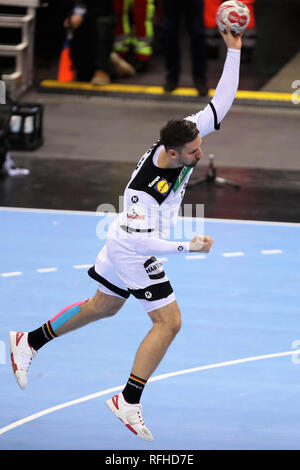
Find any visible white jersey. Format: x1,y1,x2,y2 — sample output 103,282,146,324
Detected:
109,48,241,256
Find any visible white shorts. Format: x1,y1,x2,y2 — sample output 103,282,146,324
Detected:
88,223,176,313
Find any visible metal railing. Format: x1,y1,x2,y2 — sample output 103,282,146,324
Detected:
0,0,40,99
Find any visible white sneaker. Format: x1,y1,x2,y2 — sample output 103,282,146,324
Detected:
106,392,153,442
9,331,37,389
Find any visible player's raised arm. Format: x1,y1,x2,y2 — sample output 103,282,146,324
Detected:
186,24,242,138
211,24,242,120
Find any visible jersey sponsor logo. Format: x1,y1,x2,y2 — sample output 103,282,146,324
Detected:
128,142,184,204
155,178,170,195
127,212,145,220
127,204,146,221
148,176,160,188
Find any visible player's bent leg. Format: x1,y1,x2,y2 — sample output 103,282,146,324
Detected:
53,289,126,337
132,299,181,380
106,299,181,441
9,289,126,389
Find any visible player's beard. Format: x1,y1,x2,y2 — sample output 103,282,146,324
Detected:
186,158,200,168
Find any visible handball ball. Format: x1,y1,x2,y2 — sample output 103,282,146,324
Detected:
216,1,250,35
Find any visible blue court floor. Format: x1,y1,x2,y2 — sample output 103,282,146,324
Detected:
1,207,300,450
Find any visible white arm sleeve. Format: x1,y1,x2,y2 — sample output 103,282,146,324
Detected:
186,48,241,138
135,237,190,255
122,190,190,255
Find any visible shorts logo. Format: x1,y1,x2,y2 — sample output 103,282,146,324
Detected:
145,291,152,299
155,178,170,195
178,245,184,251
144,256,166,280
131,195,139,203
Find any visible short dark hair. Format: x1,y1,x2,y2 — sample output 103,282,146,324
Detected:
159,119,199,151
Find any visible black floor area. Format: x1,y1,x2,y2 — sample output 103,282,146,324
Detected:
1,155,299,224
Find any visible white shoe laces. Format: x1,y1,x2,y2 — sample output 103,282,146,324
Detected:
127,404,145,426
17,339,35,371
18,350,33,371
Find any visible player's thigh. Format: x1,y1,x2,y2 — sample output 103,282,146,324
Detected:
147,299,182,335
85,289,126,317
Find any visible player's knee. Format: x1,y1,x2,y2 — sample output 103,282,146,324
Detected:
102,305,120,318
162,314,181,339
168,302,182,336
151,302,182,337
89,291,123,318
93,301,121,318
169,312,182,337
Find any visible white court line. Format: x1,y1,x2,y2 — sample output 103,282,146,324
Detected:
36,268,58,273
222,252,244,257
203,217,300,228
73,264,93,269
261,250,283,255
1,272,22,277
1,206,300,227
0,349,299,437
0,206,98,216
185,254,206,259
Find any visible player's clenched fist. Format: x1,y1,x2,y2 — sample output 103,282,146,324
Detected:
189,235,213,253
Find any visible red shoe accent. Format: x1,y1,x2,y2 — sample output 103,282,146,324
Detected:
11,353,18,372
112,395,119,410
126,424,137,435
16,332,24,346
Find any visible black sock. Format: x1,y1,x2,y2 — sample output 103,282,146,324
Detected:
122,373,147,404
28,321,57,351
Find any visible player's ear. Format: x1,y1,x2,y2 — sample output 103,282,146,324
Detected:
167,148,178,159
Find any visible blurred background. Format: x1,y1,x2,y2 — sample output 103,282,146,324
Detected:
1,1,300,452
0,0,300,221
